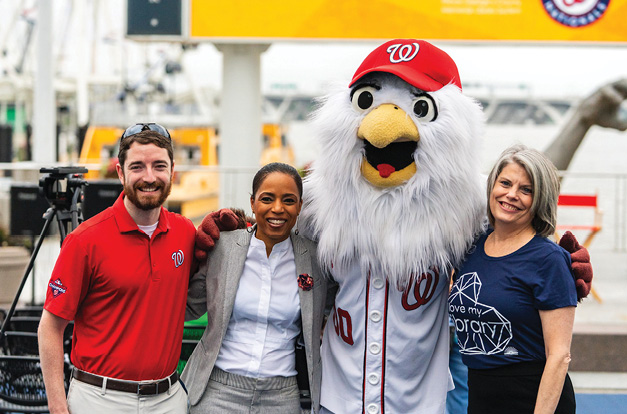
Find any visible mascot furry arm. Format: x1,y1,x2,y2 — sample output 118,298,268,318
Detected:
559,231,593,301
193,208,239,261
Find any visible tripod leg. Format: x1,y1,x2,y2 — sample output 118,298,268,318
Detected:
57,217,67,242
0,207,56,338
71,186,83,230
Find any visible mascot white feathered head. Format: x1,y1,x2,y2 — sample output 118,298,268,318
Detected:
300,39,486,288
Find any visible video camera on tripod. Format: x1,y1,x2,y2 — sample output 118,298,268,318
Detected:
39,166,88,210
38,167,88,237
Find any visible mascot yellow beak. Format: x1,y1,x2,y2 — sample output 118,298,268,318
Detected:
357,104,419,187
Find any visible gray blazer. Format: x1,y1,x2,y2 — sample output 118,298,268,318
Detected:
181,228,327,413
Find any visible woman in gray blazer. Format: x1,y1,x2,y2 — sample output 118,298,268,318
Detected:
182,163,327,414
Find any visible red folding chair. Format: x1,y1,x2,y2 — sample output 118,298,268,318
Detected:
555,193,603,302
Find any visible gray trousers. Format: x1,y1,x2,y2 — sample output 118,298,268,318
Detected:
67,377,188,414
191,367,300,414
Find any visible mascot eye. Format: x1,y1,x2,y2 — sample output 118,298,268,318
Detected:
412,94,438,122
351,86,377,111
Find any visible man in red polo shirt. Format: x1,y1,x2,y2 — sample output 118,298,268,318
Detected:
38,125,196,414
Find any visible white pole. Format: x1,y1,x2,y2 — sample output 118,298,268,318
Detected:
32,0,55,164
75,0,90,128
216,43,269,210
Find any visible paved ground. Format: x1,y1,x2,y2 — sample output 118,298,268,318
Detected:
577,393,627,414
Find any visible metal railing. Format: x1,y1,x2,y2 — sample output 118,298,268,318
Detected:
1,163,626,252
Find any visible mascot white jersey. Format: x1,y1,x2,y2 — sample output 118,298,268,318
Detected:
299,39,486,413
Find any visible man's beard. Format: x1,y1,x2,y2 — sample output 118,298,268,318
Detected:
124,179,172,211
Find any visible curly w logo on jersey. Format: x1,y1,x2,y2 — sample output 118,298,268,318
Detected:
172,249,184,268
401,268,439,310
49,279,67,298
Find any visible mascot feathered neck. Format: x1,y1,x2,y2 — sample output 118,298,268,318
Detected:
300,39,486,288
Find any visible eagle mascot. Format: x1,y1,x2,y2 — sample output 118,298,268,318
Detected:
195,38,592,414
300,39,485,413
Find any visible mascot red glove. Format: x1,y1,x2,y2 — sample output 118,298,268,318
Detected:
559,231,593,301
194,209,240,261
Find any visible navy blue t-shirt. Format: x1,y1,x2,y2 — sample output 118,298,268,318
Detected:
448,231,577,370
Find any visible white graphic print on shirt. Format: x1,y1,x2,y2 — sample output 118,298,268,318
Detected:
449,272,514,355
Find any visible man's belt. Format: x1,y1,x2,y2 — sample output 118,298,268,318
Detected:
72,368,179,396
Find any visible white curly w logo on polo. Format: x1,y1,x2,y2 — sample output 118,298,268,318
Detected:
449,272,513,355
171,250,184,268
386,43,420,63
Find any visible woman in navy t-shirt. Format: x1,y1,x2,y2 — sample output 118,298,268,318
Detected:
449,145,577,414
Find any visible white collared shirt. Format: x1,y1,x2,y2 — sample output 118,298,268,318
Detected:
215,234,302,378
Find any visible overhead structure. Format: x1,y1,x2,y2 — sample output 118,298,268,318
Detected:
126,0,184,39
189,0,627,43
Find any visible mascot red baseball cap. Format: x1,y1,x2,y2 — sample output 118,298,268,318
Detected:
349,39,462,92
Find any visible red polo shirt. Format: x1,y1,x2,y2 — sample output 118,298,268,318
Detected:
44,193,196,381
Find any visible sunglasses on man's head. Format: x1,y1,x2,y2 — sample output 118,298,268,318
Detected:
121,123,171,140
